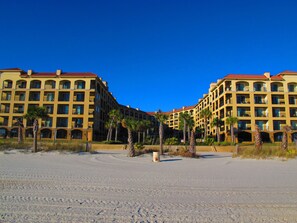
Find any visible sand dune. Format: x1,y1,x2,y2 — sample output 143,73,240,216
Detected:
1,150,297,222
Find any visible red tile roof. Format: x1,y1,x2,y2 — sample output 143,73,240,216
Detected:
224,74,268,80
277,70,297,75
0,68,23,71
20,72,97,78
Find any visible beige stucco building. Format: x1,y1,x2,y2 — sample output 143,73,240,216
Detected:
195,71,297,143
0,68,118,141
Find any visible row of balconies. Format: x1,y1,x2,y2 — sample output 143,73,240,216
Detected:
1,92,96,103
1,80,93,90
225,83,297,93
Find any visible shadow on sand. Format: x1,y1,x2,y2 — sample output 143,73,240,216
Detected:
200,154,231,159
161,158,182,162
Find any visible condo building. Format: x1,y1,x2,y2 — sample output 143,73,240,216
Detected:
1,67,297,144
0,68,118,141
195,71,297,143
164,105,196,130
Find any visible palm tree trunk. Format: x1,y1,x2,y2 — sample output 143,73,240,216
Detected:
142,131,145,144
216,126,220,143
128,129,135,157
281,132,288,151
159,123,164,155
254,125,262,151
231,125,234,143
106,129,110,141
18,125,23,143
33,119,38,153
115,126,118,141
189,130,196,157
109,129,113,141
138,131,141,143
187,126,191,144
183,120,186,144
204,118,207,140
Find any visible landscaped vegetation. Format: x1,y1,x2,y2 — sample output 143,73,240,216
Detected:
233,144,297,159
0,138,86,153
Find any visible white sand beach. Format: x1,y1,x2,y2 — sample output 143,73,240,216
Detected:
1,150,297,223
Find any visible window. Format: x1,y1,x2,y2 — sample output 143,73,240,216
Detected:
76,93,85,101
30,80,41,89
58,92,70,101
57,118,68,127
29,92,40,101
57,105,69,114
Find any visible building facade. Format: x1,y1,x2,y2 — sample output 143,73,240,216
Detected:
0,68,118,141
164,106,196,130
195,71,297,143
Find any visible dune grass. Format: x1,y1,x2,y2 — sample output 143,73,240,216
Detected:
234,144,297,159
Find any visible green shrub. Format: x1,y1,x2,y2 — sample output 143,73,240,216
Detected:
204,137,214,146
134,143,145,151
44,143,85,152
165,137,179,145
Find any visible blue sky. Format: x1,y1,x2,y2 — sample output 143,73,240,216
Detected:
1,0,297,112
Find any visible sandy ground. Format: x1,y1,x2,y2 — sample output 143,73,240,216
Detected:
0,150,297,223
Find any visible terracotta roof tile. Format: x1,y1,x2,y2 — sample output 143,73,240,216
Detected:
20,72,97,78
0,68,23,71
225,74,268,80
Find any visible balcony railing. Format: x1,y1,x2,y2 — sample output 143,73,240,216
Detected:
0,121,9,126
0,108,10,113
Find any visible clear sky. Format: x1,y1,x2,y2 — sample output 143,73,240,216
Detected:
1,0,297,112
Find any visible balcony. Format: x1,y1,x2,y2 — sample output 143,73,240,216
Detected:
45,80,56,89
60,81,71,89
1,93,11,101
273,121,286,130
58,93,70,101
288,84,297,92
44,93,55,102
30,81,41,89
14,94,26,101
72,106,84,115
290,109,297,117
75,81,85,89
272,96,285,105
13,109,24,114
56,118,68,128
237,110,250,117
74,93,85,102
0,121,9,126
271,83,284,92
238,123,251,130
41,120,52,127
16,80,27,89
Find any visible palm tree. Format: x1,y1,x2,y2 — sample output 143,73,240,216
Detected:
200,109,212,141
226,116,238,144
154,110,168,155
24,106,49,153
254,125,262,151
17,118,24,143
141,120,151,144
211,117,223,143
135,120,144,143
281,125,291,151
121,118,138,157
179,113,190,144
105,120,114,141
107,109,122,142
188,117,196,157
